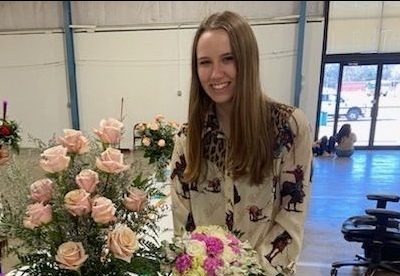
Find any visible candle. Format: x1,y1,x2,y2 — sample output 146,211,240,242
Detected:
2,101,6,121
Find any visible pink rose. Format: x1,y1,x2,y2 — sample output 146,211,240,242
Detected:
154,114,165,122
23,203,52,229
142,137,151,147
55,241,88,271
149,122,159,131
96,148,129,174
169,121,179,129
75,169,99,193
91,196,116,224
40,145,71,173
107,224,138,262
30,178,54,203
157,139,166,147
93,118,123,145
123,188,148,212
64,189,91,216
58,129,89,154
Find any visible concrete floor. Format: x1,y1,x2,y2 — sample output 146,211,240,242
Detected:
297,150,400,276
1,149,400,275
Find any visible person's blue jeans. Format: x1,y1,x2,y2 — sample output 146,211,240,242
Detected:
336,149,354,158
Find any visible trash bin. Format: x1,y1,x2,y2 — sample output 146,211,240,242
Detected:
319,111,327,126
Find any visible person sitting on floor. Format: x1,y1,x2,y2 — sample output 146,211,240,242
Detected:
327,135,336,155
335,124,357,158
313,135,336,157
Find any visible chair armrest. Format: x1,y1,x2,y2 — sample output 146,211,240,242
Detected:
365,208,400,220
367,194,400,208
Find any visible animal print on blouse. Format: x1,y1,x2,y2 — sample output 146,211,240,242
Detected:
181,102,295,176
177,123,188,137
271,102,295,158
202,112,227,172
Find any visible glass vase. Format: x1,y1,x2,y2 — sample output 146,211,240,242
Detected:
154,160,168,183
0,144,10,166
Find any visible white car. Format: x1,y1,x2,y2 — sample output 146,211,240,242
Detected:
321,93,372,121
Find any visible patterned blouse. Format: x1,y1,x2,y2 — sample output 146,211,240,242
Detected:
170,102,313,275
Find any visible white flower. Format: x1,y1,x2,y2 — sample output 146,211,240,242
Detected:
187,240,206,257
222,246,236,263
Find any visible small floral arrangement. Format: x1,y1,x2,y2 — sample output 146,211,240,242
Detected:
161,225,265,276
0,100,21,153
135,115,179,182
0,118,167,275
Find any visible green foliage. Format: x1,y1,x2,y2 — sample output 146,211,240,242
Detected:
0,118,22,153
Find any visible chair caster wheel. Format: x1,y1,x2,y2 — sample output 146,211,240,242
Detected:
330,268,338,276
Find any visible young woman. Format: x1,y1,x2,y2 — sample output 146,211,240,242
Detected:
170,11,312,275
335,124,357,157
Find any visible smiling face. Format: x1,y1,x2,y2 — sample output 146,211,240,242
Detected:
196,29,237,107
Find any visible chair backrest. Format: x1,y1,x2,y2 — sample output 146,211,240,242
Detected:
367,194,400,208
133,123,142,150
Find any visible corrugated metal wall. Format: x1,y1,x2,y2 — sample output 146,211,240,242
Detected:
0,1,324,31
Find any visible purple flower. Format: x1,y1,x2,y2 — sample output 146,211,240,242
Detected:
229,244,241,254
3,100,7,121
227,234,241,254
175,254,192,273
204,236,224,256
227,233,240,245
203,256,224,276
191,233,207,242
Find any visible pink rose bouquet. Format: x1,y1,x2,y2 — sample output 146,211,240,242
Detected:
161,225,265,276
0,118,167,275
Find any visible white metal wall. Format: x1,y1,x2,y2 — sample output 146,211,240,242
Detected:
0,21,323,148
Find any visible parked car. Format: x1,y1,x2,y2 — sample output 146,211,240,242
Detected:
321,93,372,121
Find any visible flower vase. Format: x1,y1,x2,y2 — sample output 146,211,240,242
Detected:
154,161,168,183
0,144,10,165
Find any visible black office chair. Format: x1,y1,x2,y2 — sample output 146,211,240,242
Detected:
331,194,400,276
132,123,142,151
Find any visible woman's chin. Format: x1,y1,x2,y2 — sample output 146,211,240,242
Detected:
210,93,233,105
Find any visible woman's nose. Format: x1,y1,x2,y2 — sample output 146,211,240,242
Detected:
211,63,224,79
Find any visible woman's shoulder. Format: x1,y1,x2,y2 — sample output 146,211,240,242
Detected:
270,101,296,121
269,100,310,133
175,123,188,136
174,123,188,142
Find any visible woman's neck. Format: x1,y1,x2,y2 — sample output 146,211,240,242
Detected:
215,102,232,138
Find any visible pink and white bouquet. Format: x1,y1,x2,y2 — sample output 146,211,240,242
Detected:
135,114,179,182
0,118,166,275
161,225,265,276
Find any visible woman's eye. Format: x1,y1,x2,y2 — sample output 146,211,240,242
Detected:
199,60,210,65
222,56,234,63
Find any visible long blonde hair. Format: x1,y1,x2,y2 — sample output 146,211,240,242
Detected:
185,11,274,184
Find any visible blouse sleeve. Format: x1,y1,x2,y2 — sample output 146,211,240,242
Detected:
261,108,313,275
170,131,193,236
